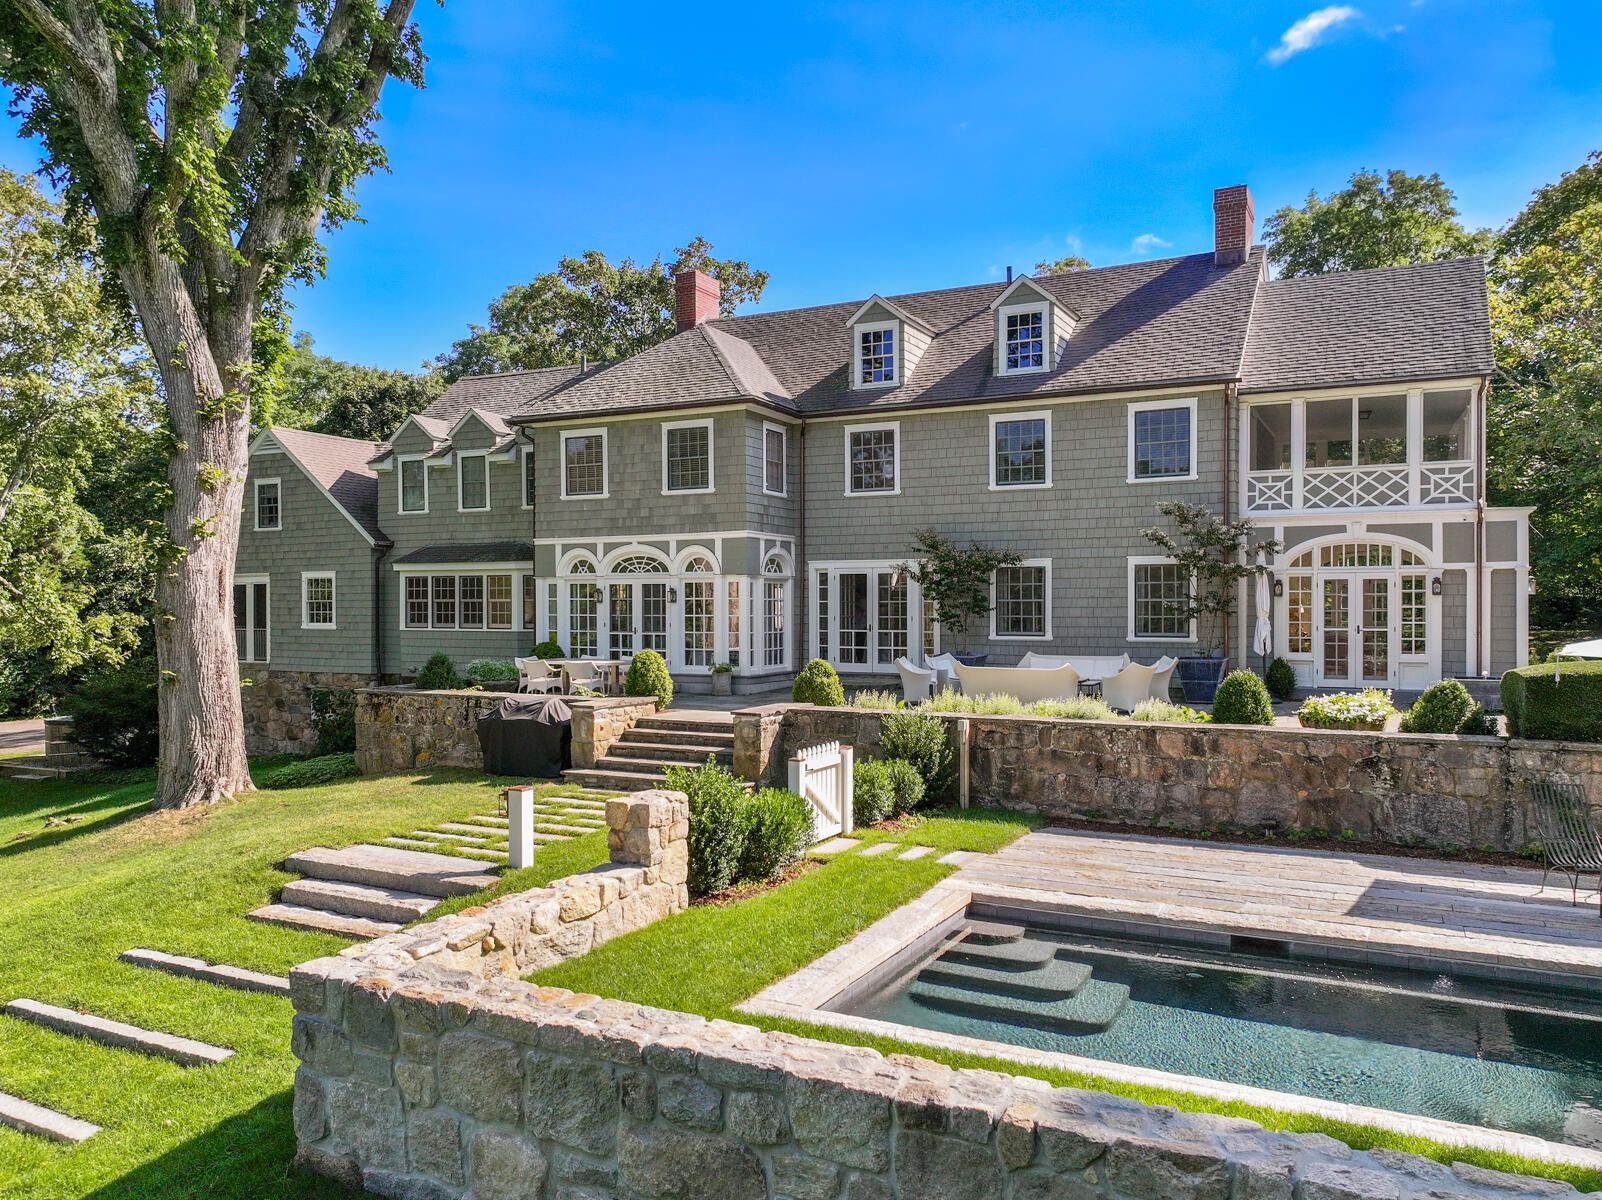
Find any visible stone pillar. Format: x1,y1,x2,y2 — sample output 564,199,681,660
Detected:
606,789,690,906
732,703,792,784
569,696,658,768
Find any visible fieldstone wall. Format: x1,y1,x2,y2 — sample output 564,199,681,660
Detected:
242,668,379,756
354,687,523,773
769,706,1602,854
732,704,788,782
571,697,658,769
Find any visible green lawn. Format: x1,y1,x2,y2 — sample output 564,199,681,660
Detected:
0,766,606,1200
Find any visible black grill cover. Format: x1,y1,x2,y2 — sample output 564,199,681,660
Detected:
476,696,572,777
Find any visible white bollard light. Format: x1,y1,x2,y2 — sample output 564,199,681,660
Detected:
504,784,535,869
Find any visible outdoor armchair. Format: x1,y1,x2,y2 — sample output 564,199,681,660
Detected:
895,657,938,703
1101,662,1157,713
1148,656,1178,703
562,660,606,694
925,653,961,692
514,657,563,695
1532,781,1601,915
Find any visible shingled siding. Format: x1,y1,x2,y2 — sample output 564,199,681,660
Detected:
803,388,1228,661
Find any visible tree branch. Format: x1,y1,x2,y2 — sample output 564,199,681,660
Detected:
8,0,98,88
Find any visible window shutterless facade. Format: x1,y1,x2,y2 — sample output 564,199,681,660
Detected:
561,428,608,499
302,572,336,629
404,572,519,630
1128,558,1193,641
399,456,428,513
253,478,281,531
234,577,269,662
1000,307,1045,373
521,446,535,508
1128,398,1198,482
458,452,489,512
763,423,787,496
845,422,899,495
662,419,713,493
857,324,897,386
991,561,1050,639
989,412,1050,488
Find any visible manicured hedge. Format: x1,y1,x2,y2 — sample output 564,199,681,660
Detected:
1501,661,1602,742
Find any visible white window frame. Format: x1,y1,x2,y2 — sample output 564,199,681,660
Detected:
234,574,271,662
660,417,715,495
398,454,429,513
560,427,609,500
762,421,788,497
843,421,901,496
997,303,1049,376
989,558,1052,641
1126,555,1197,643
252,477,282,531
457,451,490,513
521,444,535,509
1127,397,1199,484
853,321,900,389
988,410,1053,490
301,571,337,630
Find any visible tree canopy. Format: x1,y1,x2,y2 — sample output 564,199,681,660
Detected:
1034,254,1091,274
263,333,442,441
434,237,769,382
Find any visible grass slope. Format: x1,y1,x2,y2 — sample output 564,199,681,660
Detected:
0,767,605,1200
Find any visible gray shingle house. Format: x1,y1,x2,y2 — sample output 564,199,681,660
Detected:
237,185,1529,748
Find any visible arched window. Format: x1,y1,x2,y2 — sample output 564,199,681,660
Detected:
681,555,716,575
1287,542,1424,570
566,556,597,575
612,554,667,574
762,552,790,577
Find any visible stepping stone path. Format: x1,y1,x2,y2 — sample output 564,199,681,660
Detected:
809,836,861,856
120,949,289,996
858,842,897,857
897,845,933,860
0,1090,99,1143
4,999,233,1067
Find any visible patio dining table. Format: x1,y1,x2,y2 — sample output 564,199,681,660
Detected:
547,659,625,696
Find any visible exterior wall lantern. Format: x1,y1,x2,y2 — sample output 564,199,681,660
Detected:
1272,577,1284,598
667,586,678,604
1431,576,1443,596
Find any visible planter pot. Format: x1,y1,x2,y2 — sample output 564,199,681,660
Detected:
711,672,733,696
1176,656,1229,703
952,653,990,666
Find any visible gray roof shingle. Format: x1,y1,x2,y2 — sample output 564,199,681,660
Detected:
393,541,536,565
268,427,388,544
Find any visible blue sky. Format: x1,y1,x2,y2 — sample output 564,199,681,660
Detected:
3,2,1600,371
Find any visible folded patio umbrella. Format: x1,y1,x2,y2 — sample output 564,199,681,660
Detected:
1253,557,1273,660
1554,637,1602,681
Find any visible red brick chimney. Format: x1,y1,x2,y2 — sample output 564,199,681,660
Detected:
1213,184,1254,267
674,269,721,333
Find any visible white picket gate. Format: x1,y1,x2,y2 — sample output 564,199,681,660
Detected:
788,741,854,841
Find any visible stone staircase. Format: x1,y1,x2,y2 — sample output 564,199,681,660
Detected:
248,844,499,938
564,712,740,792
0,716,97,782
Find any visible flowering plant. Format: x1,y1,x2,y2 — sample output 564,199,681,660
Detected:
1296,688,1396,730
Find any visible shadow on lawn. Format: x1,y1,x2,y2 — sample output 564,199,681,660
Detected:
82,1090,358,1200
0,786,153,860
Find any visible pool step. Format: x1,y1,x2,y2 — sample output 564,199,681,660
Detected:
908,976,1129,1035
919,956,1093,1001
961,921,1026,945
942,938,1056,971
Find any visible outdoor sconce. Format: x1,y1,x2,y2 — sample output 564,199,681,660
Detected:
667,586,678,604
1431,576,1443,596
1272,578,1284,598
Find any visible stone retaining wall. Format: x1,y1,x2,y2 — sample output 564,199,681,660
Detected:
242,668,378,756
290,797,1590,1199
571,697,659,769
754,706,1602,853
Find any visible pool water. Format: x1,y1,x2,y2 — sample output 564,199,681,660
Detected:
835,926,1602,1147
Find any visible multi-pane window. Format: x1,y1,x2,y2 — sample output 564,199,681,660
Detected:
764,425,786,495
546,582,559,644
1401,575,1427,655
1131,405,1193,479
765,581,786,667
664,423,711,492
563,432,606,497
859,326,895,385
993,416,1048,487
409,573,516,629
522,575,538,630
254,480,281,530
847,426,898,493
1133,563,1189,638
1286,575,1312,654
993,564,1047,638
400,458,427,512
432,575,457,627
727,581,742,668
486,575,513,630
569,583,600,656
683,581,715,666
815,570,830,661
459,575,485,628
234,581,269,662
459,453,489,511
303,574,335,628
405,576,430,628
522,448,536,507
1004,310,1045,372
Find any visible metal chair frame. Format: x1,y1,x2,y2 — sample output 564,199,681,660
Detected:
1531,781,1602,915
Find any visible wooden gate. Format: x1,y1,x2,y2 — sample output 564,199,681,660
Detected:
788,740,854,841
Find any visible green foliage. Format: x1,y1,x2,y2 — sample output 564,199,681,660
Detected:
1211,671,1275,726
1265,656,1298,701
62,656,159,768
464,659,519,684
435,238,769,381
883,759,926,815
1263,169,1492,277
1501,662,1602,742
880,709,955,802
923,688,1120,721
1297,689,1397,730
793,658,845,706
1399,679,1474,734
1458,703,1500,737
665,757,754,897
1130,700,1210,723
738,788,814,882
1140,504,1280,655
849,688,902,709
260,753,360,790
1029,696,1120,721
853,759,896,825
261,332,442,436
413,654,461,691
1035,254,1092,274
530,640,566,659
901,529,1021,635
624,649,673,709
307,687,357,756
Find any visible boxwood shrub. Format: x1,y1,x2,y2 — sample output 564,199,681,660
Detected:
1265,656,1298,702
879,709,953,802
1501,661,1602,742
413,653,460,690
1399,678,1473,734
1211,670,1275,726
883,759,926,814
793,658,845,707
738,788,814,881
624,649,673,709
853,758,896,825
530,640,565,659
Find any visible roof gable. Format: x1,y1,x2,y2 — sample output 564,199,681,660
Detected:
252,426,387,545
845,294,934,335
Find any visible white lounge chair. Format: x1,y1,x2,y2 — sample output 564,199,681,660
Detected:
1148,656,1178,703
1102,662,1158,713
925,652,961,692
953,662,1080,705
515,657,563,695
895,657,938,703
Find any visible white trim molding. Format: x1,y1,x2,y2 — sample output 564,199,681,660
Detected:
456,450,491,513
301,571,337,630
559,427,609,500
762,421,788,497
252,477,282,531
843,421,901,496
397,454,429,514
1127,396,1199,484
987,410,1053,490
1126,555,1198,643
989,558,1053,641
661,417,716,495
851,321,900,390
521,445,535,510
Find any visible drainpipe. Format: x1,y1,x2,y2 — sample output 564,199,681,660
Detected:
528,427,539,650
1475,375,1489,676
373,543,391,683
1222,382,1236,665
797,421,807,673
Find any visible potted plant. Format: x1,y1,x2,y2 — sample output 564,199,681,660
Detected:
1140,502,1281,704
709,662,733,696
900,529,1021,667
1296,689,1396,732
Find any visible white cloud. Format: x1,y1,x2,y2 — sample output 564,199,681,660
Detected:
1130,234,1172,256
1263,6,1362,65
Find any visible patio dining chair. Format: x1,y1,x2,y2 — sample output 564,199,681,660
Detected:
562,660,606,695
1531,781,1602,915
1148,656,1178,703
514,657,563,695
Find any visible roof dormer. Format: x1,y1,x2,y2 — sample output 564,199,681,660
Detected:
846,295,932,390
989,276,1075,377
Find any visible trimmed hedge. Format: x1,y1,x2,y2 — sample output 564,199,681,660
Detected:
413,653,460,690
1211,670,1275,726
1502,662,1602,742
624,649,673,709
793,658,845,707
1399,678,1473,734
1265,656,1298,702
529,639,565,659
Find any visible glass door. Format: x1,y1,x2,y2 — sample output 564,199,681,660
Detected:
1318,577,1354,687
1359,575,1393,685
837,572,870,668
875,571,908,668
640,583,668,655
608,583,635,659
1317,574,1396,686
818,566,917,673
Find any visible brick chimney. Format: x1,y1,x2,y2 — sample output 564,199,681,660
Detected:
1213,184,1254,267
674,269,721,333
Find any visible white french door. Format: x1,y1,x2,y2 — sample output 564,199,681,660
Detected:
815,565,917,674
1315,573,1396,687
604,581,669,661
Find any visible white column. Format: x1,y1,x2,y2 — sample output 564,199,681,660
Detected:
505,785,535,869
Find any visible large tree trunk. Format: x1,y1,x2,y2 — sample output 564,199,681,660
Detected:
121,241,254,809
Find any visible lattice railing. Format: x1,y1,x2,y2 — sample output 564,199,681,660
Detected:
1420,462,1475,505
1244,471,1294,512
1303,466,1410,509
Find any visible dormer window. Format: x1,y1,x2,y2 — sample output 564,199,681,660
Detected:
1004,309,1045,372
859,325,896,386
990,276,1073,377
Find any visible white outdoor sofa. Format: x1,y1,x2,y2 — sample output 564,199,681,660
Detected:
1019,652,1130,679
952,661,1080,704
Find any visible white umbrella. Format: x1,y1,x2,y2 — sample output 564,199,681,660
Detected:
1554,637,1602,681
1252,555,1273,660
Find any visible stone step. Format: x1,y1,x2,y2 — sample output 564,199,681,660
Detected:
962,921,1027,944
279,880,440,924
0,757,71,781
283,844,497,898
596,754,733,776
119,948,291,997
4,999,234,1066
941,938,1056,971
919,956,1093,1001
634,716,736,738
609,738,736,765
563,767,673,792
247,903,403,939
908,977,1130,1034
0,1090,100,1143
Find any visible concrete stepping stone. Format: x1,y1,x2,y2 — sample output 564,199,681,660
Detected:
284,844,496,898
858,842,898,857
247,903,402,939
451,848,507,862
439,822,504,836
809,837,860,855
897,845,932,860
410,829,489,843
937,851,981,867
4,999,233,1066
0,1090,99,1143
120,949,290,997
279,880,439,924
462,816,509,828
